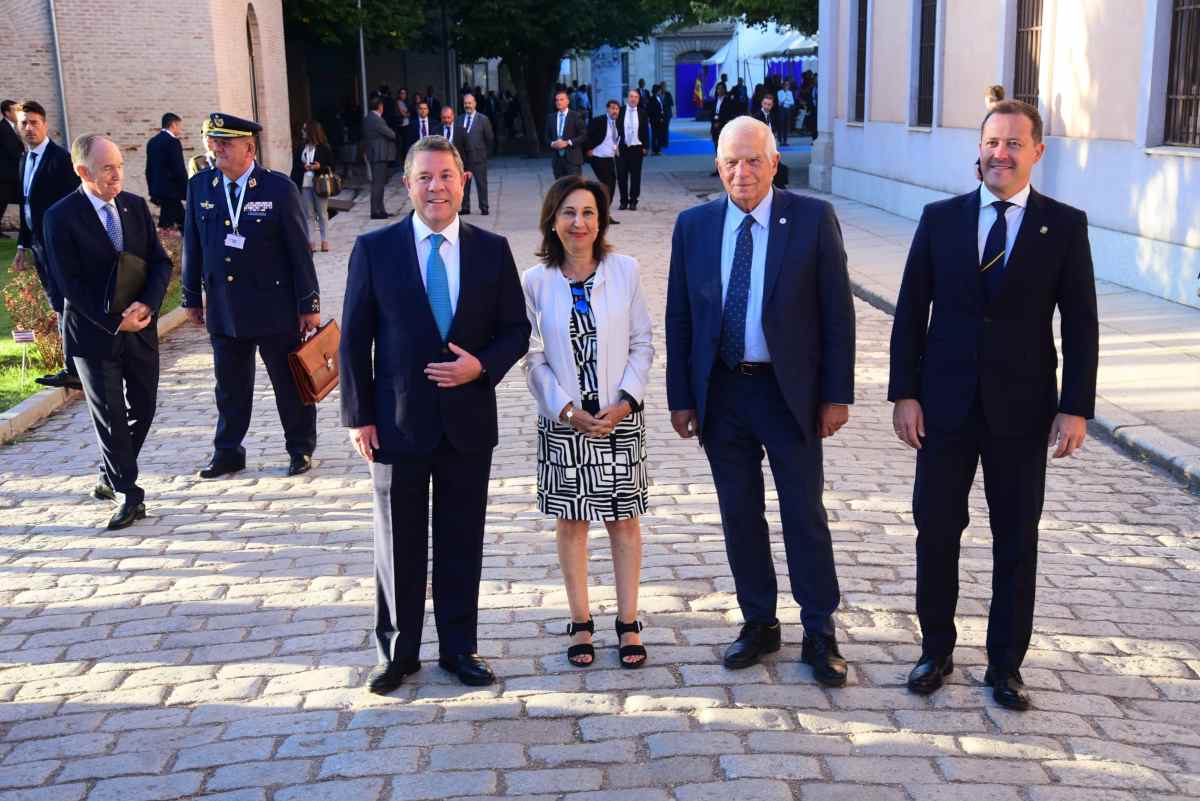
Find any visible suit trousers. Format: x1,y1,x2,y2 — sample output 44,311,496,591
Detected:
703,366,840,635
370,160,390,216
209,330,317,460
913,397,1048,671
588,157,617,208
463,159,488,212
617,145,644,205
551,154,581,179
371,439,494,663
156,199,184,229
73,332,158,504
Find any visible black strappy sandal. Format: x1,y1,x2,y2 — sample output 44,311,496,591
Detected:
565,619,595,667
615,618,647,669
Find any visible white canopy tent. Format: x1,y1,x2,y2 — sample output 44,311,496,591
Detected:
702,22,812,94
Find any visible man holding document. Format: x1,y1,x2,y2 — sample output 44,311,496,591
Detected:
43,134,173,529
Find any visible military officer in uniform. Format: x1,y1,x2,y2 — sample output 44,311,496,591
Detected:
182,113,321,478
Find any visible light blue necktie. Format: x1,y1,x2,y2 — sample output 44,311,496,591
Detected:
102,204,123,252
426,233,452,340
719,215,755,369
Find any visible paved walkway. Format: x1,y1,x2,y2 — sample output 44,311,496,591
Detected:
0,157,1198,801
822,195,1200,488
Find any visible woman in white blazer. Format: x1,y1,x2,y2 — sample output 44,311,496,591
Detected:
522,175,655,669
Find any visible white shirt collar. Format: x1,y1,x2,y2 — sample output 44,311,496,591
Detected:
223,161,256,191
28,137,50,158
82,184,118,213
726,189,774,230
980,181,1031,210
162,128,178,138
413,211,460,247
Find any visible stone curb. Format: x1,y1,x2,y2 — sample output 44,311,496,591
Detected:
0,306,190,447
848,282,1200,493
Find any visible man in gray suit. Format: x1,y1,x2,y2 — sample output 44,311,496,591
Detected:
363,96,397,219
458,93,494,216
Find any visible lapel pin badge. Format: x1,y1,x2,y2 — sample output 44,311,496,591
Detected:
779,217,787,225
211,176,218,187
1040,226,1048,234
248,178,257,189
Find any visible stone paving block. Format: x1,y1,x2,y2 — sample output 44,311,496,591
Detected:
477,719,576,744
174,738,276,770
985,708,1096,736
1042,760,1174,791
388,770,497,801
506,768,604,794
277,730,371,758
719,753,821,779
906,785,1022,801
319,747,419,778
4,711,105,741
194,791,265,801
847,731,959,757
206,759,313,791
578,712,689,741
223,710,338,739
0,785,87,801
1027,789,1140,801
695,707,793,731
276,779,384,801
3,732,115,764
86,772,204,801
957,734,1070,760
58,750,171,781
429,743,526,770
529,740,636,766
0,760,57,790
565,791,672,801
441,698,524,721
794,710,892,734
801,786,907,801
936,757,1051,784
646,732,743,758
526,692,623,718
607,756,715,788
826,756,940,784
674,778,792,801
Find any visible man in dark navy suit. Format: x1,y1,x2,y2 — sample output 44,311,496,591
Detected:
146,113,188,229
340,135,529,694
43,135,173,529
666,116,855,687
182,113,321,480
0,100,23,235
615,89,651,211
890,101,1098,711
545,90,584,179
11,100,82,389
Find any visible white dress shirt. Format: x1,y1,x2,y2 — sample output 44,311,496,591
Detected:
442,122,454,146
720,191,773,362
418,115,430,138
301,144,316,188
83,184,123,244
23,138,50,229
463,112,475,134
623,105,641,146
412,212,461,314
593,116,618,158
777,88,795,108
977,182,1031,265
221,161,256,229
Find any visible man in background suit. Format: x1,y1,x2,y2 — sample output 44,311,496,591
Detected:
182,113,321,480
438,105,459,150
754,94,781,143
363,96,398,219
405,100,433,152
43,134,173,530
458,93,494,216
145,113,188,230
584,99,622,225
12,100,82,389
341,135,530,694
0,100,23,235
545,90,584,179
890,101,1098,711
616,89,651,210
666,116,855,687
644,86,664,155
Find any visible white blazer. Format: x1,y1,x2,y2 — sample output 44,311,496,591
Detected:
522,253,655,421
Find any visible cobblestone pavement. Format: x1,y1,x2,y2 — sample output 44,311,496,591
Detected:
1,158,1198,801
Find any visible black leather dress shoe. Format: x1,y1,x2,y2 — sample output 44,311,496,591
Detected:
629,201,638,210
91,480,117,503
287,454,313,476
609,217,621,224
619,202,629,210
369,213,392,220
461,209,471,215
801,633,848,687
107,500,146,530
198,456,245,479
367,658,421,695
723,621,781,669
985,667,1031,711
480,209,489,216
35,370,82,390
907,654,953,695
438,653,495,686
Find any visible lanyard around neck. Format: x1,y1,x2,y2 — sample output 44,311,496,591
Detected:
226,175,249,234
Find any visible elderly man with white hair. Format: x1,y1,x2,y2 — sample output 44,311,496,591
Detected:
42,134,174,529
665,116,856,685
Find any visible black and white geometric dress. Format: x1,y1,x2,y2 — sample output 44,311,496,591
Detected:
536,275,649,522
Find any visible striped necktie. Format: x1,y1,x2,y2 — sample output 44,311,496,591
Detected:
980,200,1013,303
102,204,123,252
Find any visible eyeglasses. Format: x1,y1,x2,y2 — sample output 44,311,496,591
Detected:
570,284,591,315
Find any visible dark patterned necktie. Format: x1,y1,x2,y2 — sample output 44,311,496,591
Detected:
719,215,756,369
980,200,1013,302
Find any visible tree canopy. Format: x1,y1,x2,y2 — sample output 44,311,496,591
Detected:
284,0,425,49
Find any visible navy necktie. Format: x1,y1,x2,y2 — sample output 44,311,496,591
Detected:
719,214,756,369
980,200,1013,302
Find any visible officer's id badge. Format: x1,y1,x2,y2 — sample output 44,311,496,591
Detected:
225,233,246,249
200,200,215,210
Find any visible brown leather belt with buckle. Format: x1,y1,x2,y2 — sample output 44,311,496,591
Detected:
729,362,773,376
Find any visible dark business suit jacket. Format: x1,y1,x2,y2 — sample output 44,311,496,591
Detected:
544,110,585,166
0,119,22,203
585,115,617,152
145,131,187,202
666,189,856,441
290,143,334,188
616,105,652,151
43,188,173,359
339,213,531,461
17,138,80,253
406,115,434,148
888,187,1099,437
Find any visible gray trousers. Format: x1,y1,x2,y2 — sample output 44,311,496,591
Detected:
464,160,488,212
370,161,390,216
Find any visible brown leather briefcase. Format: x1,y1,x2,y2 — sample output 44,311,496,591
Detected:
288,320,340,404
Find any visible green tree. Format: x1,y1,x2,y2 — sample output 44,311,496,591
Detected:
448,0,687,154
284,0,425,49
688,0,818,33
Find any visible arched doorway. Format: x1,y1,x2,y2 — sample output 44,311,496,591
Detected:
674,50,714,118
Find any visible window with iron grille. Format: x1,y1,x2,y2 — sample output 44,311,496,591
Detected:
915,0,937,126
1165,0,1200,146
854,1,869,122
1014,0,1043,107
